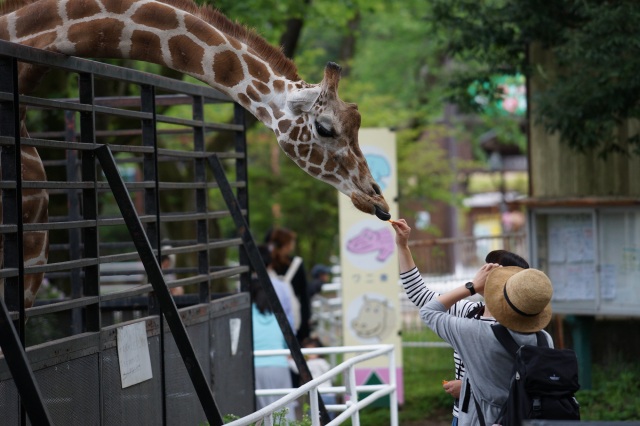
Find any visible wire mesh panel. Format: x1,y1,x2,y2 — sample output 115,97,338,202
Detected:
0,376,20,424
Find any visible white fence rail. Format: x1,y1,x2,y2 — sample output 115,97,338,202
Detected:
226,344,398,426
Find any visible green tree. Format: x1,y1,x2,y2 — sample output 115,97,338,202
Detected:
430,0,640,157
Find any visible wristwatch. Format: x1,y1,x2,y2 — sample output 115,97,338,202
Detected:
465,281,476,295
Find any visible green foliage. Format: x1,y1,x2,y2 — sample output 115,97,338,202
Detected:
577,362,640,421
430,0,640,157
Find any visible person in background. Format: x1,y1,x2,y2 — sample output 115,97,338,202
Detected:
250,276,297,421
257,244,295,330
308,264,332,300
391,219,529,426
267,227,311,342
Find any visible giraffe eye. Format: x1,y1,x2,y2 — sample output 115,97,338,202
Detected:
315,121,334,138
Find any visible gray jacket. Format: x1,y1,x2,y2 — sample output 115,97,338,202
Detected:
420,300,553,426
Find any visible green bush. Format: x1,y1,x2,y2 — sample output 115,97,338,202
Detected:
577,362,640,421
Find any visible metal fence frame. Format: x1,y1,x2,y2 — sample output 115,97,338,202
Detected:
0,39,322,426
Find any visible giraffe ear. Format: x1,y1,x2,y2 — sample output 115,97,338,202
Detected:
321,62,342,94
286,87,321,114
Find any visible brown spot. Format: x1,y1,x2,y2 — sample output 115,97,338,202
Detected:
308,165,322,176
185,15,225,46
15,0,63,38
0,17,8,40
296,117,304,124
297,143,311,159
132,3,179,30
253,80,270,95
237,93,251,108
67,0,101,20
255,107,272,126
299,126,311,142
289,126,300,141
325,156,338,172
281,141,296,157
104,0,135,14
307,146,322,165
273,80,285,93
270,103,284,120
321,174,340,185
169,34,205,74
278,119,292,134
213,50,244,87
243,54,270,83
246,85,260,102
129,30,163,63
68,19,125,57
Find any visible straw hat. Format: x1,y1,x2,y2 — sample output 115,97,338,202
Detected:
484,266,553,333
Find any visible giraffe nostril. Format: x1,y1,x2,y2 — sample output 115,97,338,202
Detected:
372,183,382,196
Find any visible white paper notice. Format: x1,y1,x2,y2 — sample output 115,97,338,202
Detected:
229,318,241,356
117,322,153,388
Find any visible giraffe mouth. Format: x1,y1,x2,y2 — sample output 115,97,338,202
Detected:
374,205,391,221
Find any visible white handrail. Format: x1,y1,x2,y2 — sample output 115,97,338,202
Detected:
225,344,398,426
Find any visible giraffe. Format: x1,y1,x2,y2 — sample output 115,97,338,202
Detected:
0,0,390,308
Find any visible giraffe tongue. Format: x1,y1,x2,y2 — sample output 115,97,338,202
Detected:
374,205,391,221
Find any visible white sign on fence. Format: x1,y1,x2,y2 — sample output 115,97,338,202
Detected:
117,321,153,388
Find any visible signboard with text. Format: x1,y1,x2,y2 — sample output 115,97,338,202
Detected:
339,128,403,404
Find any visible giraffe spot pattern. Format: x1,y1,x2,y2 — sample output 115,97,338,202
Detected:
297,142,311,159
252,80,270,95
185,14,225,46
255,107,272,126
273,80,285,93
246,85,260,102
68,19,125,57
169,34,205,74
15,0,63,39
278,119,292,134
67,0,101,20
131,3,179,30
130,30,163,64
243,54,270,83
104,0,135,14
213,50,244,87
0,17,8,40
270,103,284,120
237,93,251,108
18,32,58,51
289,126,300,141
299,125,311,142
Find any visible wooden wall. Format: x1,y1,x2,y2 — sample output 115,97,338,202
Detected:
528,43,640,199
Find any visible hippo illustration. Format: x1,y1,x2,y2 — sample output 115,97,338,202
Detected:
351,295,396,341
346,227,394,262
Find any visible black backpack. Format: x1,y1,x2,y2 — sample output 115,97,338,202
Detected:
485,324,581,426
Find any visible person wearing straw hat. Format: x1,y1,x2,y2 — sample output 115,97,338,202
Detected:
419,263,554,426
391,219,530,426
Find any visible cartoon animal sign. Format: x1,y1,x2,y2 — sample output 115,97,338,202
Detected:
350,294,396,342
346,227,394,262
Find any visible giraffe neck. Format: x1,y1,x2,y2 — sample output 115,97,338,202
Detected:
1,0,301,131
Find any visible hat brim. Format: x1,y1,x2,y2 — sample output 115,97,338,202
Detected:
485,266,552,333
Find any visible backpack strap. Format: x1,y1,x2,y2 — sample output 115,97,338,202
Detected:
491,324,520,356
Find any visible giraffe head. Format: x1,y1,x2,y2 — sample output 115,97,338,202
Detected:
278,62,390,217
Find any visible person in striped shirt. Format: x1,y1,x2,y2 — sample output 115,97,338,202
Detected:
392,219,529,426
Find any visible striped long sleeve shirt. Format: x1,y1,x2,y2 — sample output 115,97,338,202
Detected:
400,266,493,418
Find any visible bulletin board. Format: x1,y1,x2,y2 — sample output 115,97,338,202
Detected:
530,208,640,317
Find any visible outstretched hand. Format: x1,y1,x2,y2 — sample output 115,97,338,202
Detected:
390,218,411,247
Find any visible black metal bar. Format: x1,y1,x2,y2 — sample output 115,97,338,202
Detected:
193,95,210,304
95,144,224,426
233,104,252,295
206,154,331,424
78,72,101,333
0,298,53,426
65,110,83,335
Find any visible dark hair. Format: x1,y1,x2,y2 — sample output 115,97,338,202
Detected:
250,277,272,315
268,227,297,271
485,250,529,269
